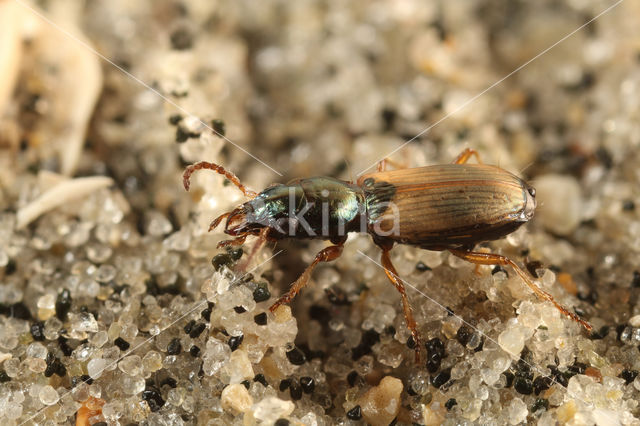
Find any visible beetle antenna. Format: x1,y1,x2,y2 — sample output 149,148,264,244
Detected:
183,161,258,198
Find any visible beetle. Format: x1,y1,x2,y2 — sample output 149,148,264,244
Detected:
183,148,592,361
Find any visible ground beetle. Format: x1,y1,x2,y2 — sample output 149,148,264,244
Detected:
183,148,592,361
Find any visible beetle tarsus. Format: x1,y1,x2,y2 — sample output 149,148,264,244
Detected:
183,161,258,198
448,248,593,331
217,235,248,249
379,247,423,363
269,244,344,312
453,148,483,165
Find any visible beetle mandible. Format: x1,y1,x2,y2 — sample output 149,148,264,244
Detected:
183,148,592,362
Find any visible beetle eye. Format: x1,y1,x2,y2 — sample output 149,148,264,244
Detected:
527,186,536,198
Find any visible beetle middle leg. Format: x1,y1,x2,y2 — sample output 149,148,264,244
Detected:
448,248,593,331
236,228,271,272
217,234,248,249
453,148,483,165
269,243,344,311
379,247,422,363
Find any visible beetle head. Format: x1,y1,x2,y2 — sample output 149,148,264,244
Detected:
521,184,536,221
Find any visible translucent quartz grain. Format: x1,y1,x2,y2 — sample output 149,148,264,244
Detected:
44,317,63,340
377,343,404,368
64,222,91,247
498,323,529,357
118,355,143,376
354,355,373,376
507,398,528,425
5,404,22,420
95,264,117,283
120,323,138,340
481,368,500,386
122,375,145,395
4,358,20,377
90,331,108,348
491,355,510,373
26,342,48,359
69,312,99,334
167,387,186,406
142,351,163,373
86,243,112,263
163,229,191,251
39,385,59,405
26,357,47,373
252,397,295,424
408,371,430,396
146,211,172,236
36,294,55,310
202,337,231,376
87,358,107,379
363,304,396,333
224,350,254,383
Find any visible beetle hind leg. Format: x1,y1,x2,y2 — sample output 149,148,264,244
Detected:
448,248,593,331
269,244,344,311
453,148,482,164
379,248,422,363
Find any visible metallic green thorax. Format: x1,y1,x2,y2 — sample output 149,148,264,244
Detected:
241,177,365,240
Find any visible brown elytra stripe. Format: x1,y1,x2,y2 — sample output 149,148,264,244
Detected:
362,164,528,247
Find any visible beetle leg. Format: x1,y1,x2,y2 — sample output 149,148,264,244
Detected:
377,157,407,172
448,249,593,331
269,244,344,311
453,148,482,164
217,234,248,249
236,227,270,272
209,212,231,232
183,161,258,198
379,248,422,363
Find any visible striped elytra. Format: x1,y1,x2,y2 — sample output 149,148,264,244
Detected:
358,164,536,249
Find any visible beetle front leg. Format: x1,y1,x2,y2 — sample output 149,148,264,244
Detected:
209,212,230,232
448,248,593,331
379,248,422,363
269,244,344,311
453,148,482,164
217,234,248,248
